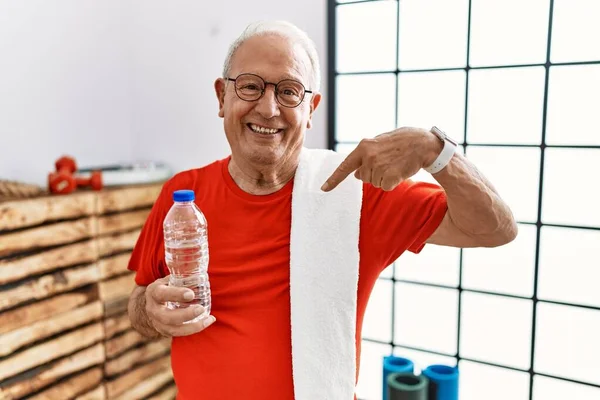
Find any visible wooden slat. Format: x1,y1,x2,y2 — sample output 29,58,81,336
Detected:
0,287,97,334
0,239,98,285
104,313,131,339
0,192,95,231
0,264,100,312
75,384,106,400
0,217,97,258
97,229,140,257
105,355,171,398
99,272,135,302
98,252,131,280
0,323,104,382
97,185,161,214
26,367,103,400
113,368,173,400
0,301,103,357
105,329,146,359
105,339,171,377
148,384,177,400
104,297,130,317
0,344,105,400
97,209,150,236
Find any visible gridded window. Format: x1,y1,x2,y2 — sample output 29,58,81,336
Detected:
327,1,600,399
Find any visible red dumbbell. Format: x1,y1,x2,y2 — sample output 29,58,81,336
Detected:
75,171,103,191
48,156,78,194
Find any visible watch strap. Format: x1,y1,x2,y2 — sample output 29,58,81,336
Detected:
423,126,457,174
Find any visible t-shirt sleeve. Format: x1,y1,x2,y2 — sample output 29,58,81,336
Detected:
361,178,448,269
127,182,172,286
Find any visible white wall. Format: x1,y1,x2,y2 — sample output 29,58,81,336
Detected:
129,0,327,174
0,1,134,186
0,0,327,186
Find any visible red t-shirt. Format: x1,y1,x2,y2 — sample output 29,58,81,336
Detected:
128,156,447,400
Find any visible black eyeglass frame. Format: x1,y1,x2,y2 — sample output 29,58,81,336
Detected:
225,73,313,108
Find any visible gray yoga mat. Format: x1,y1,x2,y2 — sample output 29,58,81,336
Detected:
387,372,429,400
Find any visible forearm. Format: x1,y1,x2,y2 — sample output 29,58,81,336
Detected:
433,152,518,245
128,285,163,339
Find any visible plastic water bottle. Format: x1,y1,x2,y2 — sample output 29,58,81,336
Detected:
163,189,211,323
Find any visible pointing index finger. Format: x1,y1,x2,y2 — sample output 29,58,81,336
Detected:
321,148,363,192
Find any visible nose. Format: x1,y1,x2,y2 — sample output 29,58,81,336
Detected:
254,85,281,119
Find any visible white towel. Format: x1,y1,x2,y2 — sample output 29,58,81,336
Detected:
290,147,363,400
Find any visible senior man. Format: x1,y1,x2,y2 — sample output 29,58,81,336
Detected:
127,20,517,400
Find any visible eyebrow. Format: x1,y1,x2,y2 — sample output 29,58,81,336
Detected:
278,73,304,82
240,72,305,83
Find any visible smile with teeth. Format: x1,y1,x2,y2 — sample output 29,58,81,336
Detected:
248,123,282,134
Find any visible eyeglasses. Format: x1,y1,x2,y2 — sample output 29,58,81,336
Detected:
226,73,312,108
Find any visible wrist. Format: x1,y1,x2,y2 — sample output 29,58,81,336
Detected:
422,126,459,174
421,130,444,168
129,287,164,339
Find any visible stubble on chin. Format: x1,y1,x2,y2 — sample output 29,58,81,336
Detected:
244,146,284,165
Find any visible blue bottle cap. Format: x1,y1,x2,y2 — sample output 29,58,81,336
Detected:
173,189,195,202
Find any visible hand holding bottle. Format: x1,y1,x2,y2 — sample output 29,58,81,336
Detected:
144,276,216,337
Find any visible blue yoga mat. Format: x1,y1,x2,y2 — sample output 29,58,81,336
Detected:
382,356,414,400
421,365,459,400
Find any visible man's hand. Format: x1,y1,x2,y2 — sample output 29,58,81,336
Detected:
321,127,443,192
144,276,216,337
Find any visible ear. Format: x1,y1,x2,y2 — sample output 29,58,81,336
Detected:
214,78,227,118
306,92,322,129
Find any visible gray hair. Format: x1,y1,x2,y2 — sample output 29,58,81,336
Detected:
222,21,321,92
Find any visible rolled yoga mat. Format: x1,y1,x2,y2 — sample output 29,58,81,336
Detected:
382,356,414,400
421,365,459,400
387,372,429,400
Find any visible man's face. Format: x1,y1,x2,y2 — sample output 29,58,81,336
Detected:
215,34,321,167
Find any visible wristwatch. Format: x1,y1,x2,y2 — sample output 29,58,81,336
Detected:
423,126,458,174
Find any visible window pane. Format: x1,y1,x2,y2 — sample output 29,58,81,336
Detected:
542,148,600,228
335,142,358,154
466,146,541,223
336,1,398,72
460,292,533,369
378,263,393,279
336,74,396,142
538,226,600,308
394,283,458,354
551,0,600,63
535,303,600,385
395,244,460,287
356,341,392,400
459,361,530,400
546,65,600,145
393,347,457,375
469,0,550,67
533,375,600,400
398,70,466,138
462,223,536,297
467,67,545,145
362,279,393,342
398,0,468,69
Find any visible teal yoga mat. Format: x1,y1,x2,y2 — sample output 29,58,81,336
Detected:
387,373,429,400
